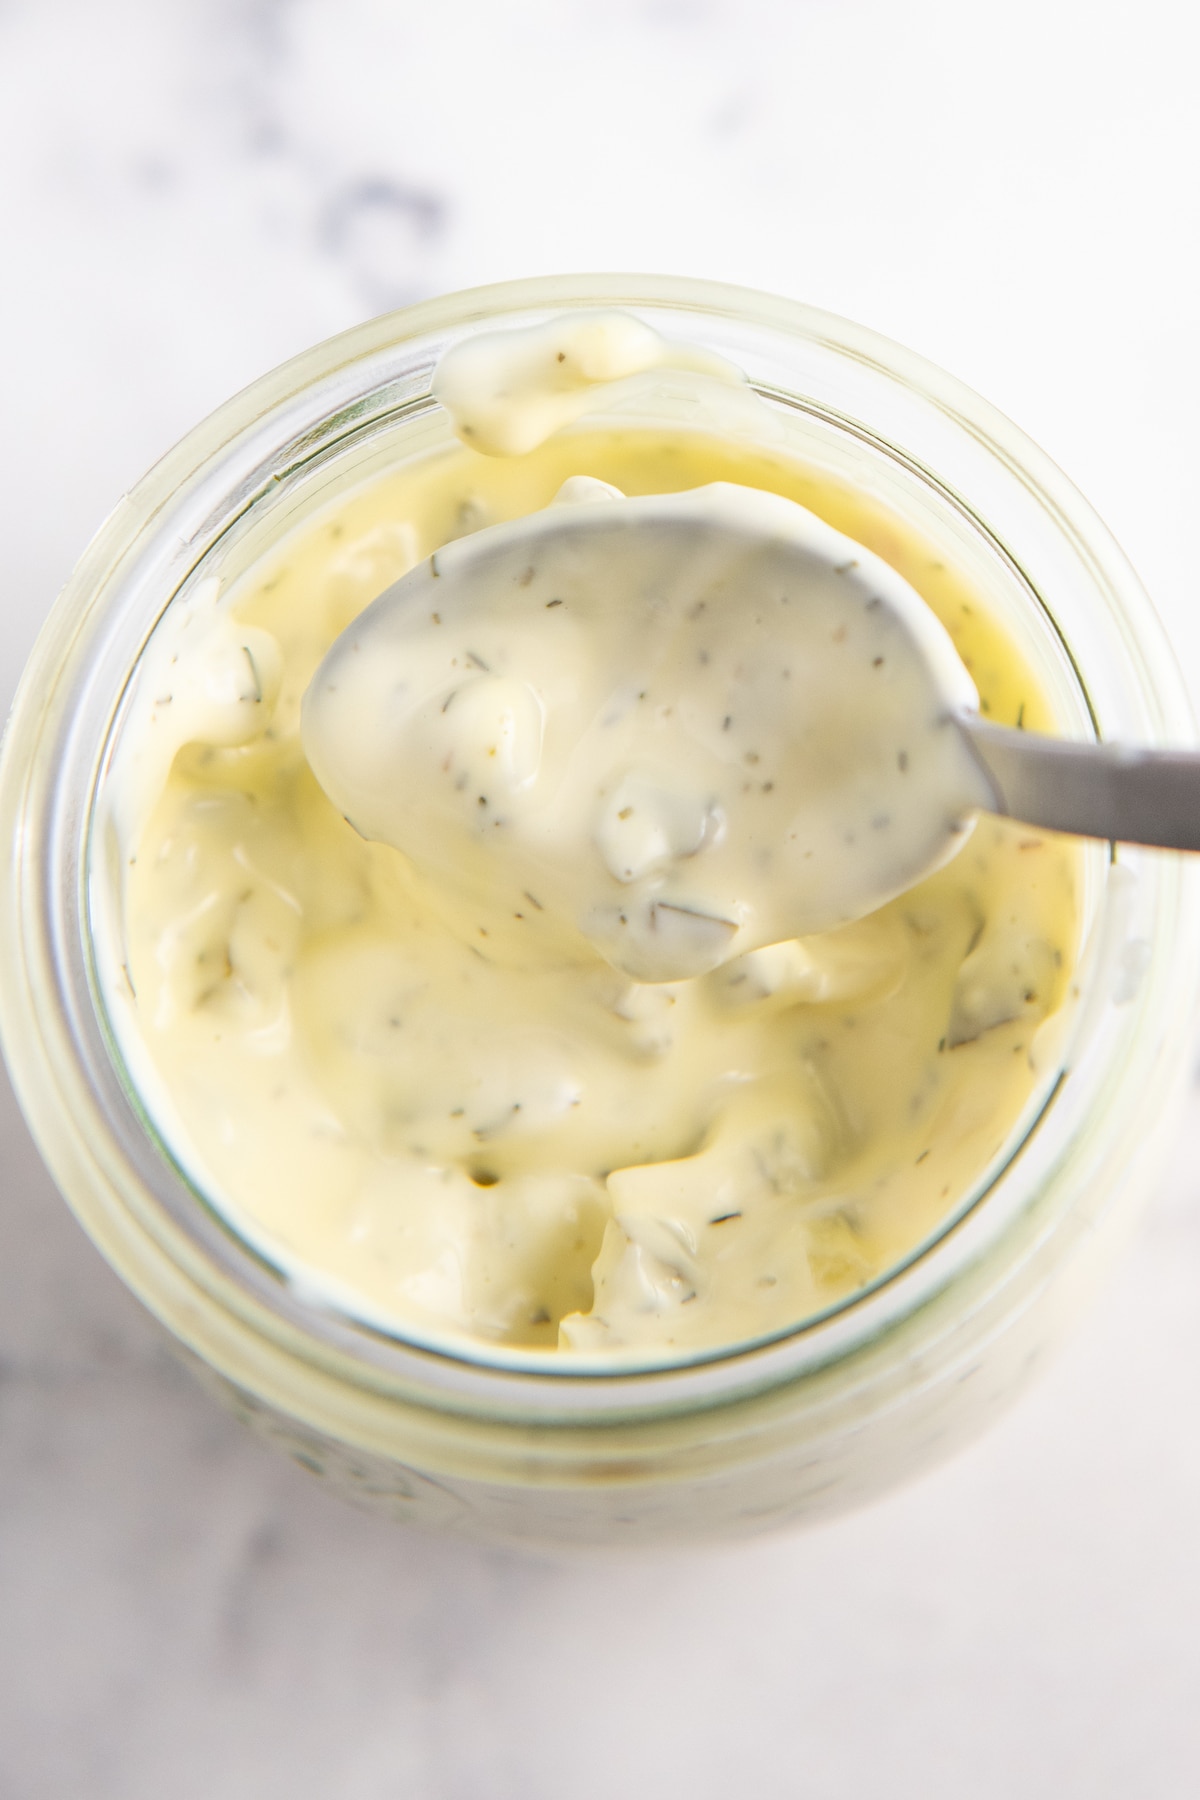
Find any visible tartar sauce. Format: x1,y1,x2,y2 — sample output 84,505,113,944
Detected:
302,480,992,983
99,315,1080,1358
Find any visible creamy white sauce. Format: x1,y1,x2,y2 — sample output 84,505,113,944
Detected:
302,481,992,982
433,310,748,457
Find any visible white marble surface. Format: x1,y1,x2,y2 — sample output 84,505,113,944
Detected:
3,1,1200,1793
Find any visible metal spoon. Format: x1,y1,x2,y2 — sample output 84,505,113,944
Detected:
303,481,1198,981
957,717,1200,851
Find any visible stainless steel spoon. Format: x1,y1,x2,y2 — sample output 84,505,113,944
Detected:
303,480,1198,981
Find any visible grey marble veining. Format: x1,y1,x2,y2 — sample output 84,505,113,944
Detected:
3,1,1200,1795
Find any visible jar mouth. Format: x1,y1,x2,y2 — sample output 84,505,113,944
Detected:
5,274,1197,1412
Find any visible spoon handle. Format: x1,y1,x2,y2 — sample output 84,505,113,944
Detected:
958,715,1200,852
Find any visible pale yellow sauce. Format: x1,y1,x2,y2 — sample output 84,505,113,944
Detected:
106,416,1080,1358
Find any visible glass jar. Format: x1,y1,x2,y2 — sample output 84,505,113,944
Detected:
2,274,1196,1548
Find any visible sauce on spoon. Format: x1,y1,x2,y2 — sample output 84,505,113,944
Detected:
302,480,993,981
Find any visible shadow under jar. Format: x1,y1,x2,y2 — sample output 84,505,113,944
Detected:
1,274,1196,1548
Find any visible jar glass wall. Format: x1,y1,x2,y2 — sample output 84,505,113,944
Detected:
1,274,1196,1546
